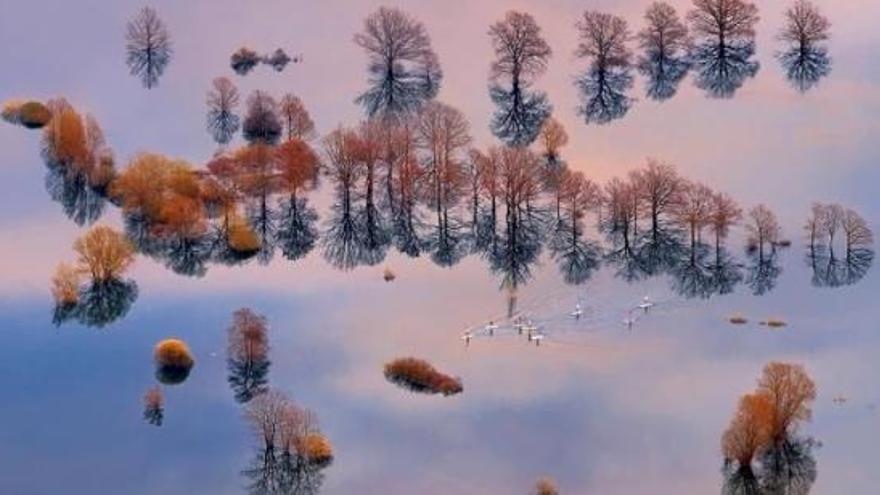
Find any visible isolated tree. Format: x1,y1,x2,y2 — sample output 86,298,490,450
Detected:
242,91,282,145
757,362,816,442
687,0,761,97
354,7,441,119
73,225,135,282
746,204,781,260
637,2,691,100
574,11,634,124
142,386,164,426
488,11,553,146
777,0,831,92
125,7,173,89
206,77,241,146
279,94,316,141
227,308,271,403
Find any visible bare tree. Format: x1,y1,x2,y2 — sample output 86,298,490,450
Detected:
631,159,684,243
777,0,831,92
279,94,316,142
746,204,781,261
416,101,472,266
574,11,634,125
637,2,691,100
757,362,816,443
687,0,760,97
242,91,282,145
488,11,553,146
125,7,173,89
354,7,441,119
206,77,241,146
709,191,742,261
842,208,873,257
673,182,715,262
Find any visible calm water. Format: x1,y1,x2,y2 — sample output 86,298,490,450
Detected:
2,1,880,494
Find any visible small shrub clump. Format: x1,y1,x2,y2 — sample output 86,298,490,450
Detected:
18,101,52,129
384,357,463,396
729,314,749,325
154,338,195,384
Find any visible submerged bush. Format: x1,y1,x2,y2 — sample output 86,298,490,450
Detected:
300,433,334,467
154,338,195,384
384,357,463,396
19,101,52,129
535,477,559,495
1,99,24,124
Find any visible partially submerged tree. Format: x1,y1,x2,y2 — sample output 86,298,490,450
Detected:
242,91,282,145
354,7,441,119
746,204,781,261
206,77,241,146
777,0,831,92
488,11,553,146
757,361,817,443
125,7,173,89
73,225,135,282
143,386,164,426
534,477,559,495
637,2,691,101
230,47,261,76
687,0,761,98
574,11,634,125
279,94,316,142
227,308,271,403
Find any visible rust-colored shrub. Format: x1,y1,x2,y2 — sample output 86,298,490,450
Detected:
51,262,82,305
300,433,334,466
384,357,463,396
1,99,24,124
18,101,52,129
154,339,195,384
535,477,559,495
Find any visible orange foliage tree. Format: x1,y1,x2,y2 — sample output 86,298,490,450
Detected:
73,225,135,282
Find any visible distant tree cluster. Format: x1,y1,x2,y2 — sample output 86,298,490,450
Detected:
51,225,138,327
14,93,868,307
125,7,172,89
721,362,818,494
243,389,333,493
804,203,874,287
230,47,300,76
383,357,463,396
354,6,441,119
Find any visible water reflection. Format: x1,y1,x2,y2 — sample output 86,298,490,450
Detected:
777,0,832,92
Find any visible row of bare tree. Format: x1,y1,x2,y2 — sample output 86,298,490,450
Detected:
350,1,833,143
